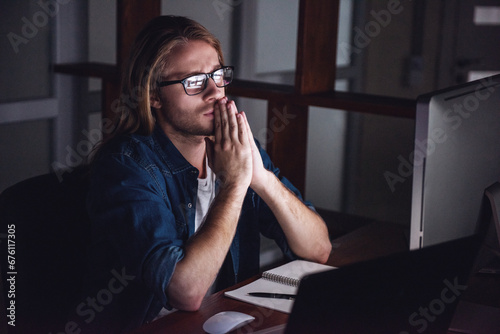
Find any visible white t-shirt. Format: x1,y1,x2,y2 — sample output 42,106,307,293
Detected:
195,161,215,231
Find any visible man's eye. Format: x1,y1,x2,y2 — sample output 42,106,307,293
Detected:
185,76,205,88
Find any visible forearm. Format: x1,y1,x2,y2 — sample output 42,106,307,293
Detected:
253,171,332,263
167,98,256,311
166,184,247,310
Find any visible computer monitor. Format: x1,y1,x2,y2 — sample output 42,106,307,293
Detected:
409,74,500,250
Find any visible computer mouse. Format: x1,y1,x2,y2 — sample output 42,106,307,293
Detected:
202,311,255,334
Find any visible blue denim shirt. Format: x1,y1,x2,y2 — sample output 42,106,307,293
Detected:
79,125,309,333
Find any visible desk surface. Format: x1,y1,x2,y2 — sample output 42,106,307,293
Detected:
130,221,408,333
130,281,289,334
129,221,499,334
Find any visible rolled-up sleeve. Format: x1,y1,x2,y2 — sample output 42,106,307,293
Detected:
87,148,185,308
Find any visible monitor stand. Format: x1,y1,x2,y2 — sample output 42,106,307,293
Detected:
449,182,500,333
476,182,500,273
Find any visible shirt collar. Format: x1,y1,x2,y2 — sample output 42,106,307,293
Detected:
152,123,197,175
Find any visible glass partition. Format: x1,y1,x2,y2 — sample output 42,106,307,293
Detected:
0,1,53,103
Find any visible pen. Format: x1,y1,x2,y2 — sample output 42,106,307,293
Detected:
248,292,296,300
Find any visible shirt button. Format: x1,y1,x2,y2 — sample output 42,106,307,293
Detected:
187,203,192,208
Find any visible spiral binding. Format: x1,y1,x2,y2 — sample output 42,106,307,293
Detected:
262,272,300,287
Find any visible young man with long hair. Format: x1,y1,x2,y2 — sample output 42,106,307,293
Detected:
82,15,331,333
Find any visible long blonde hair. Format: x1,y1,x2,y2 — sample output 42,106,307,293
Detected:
109,15,224,138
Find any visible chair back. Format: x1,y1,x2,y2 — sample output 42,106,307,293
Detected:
0,167,90,333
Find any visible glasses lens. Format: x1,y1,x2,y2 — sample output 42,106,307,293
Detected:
182,67,233,95
184,74,207,95
222,67,233,86
212,67,233,88
212,69,224,86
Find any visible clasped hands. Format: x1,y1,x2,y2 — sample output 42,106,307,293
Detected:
205,97,267,192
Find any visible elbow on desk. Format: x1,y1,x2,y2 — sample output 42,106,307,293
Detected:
307,239,333,264
297,241,332,264
317,241,332,264
167,289,205,312
175,299,203,312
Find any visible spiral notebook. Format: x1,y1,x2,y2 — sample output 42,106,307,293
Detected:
224,260,335,313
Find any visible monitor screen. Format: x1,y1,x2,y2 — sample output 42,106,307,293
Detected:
410,74,500,250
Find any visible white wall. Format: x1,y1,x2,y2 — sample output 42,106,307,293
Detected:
0,0,88,192
162,0,234,65
236,0,350,211
0,1,54,191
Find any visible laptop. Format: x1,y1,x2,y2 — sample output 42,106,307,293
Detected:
284,234,484,334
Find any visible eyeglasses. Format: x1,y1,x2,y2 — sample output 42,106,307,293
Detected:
158,66,234,96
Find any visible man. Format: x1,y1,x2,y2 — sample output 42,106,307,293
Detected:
82,15,331,333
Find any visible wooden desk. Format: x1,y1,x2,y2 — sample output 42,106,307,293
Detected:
129,221,500,333
129,281,289,334
328,220,408,266
130,221,409,333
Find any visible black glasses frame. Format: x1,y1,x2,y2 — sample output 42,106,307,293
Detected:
158,66,234,96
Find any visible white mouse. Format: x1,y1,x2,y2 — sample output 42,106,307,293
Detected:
202,311,255,334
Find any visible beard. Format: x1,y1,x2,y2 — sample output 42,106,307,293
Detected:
171,120,214,137
161,105,215,138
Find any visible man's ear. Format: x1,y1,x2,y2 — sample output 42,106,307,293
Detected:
150,93,162,109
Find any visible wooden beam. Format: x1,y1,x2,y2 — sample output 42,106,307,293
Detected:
266,101,309,193
101,0,160,123
227,79,416,119
116,0,161,68
265,0,337,193
295,0,340,94
53,62,118,82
